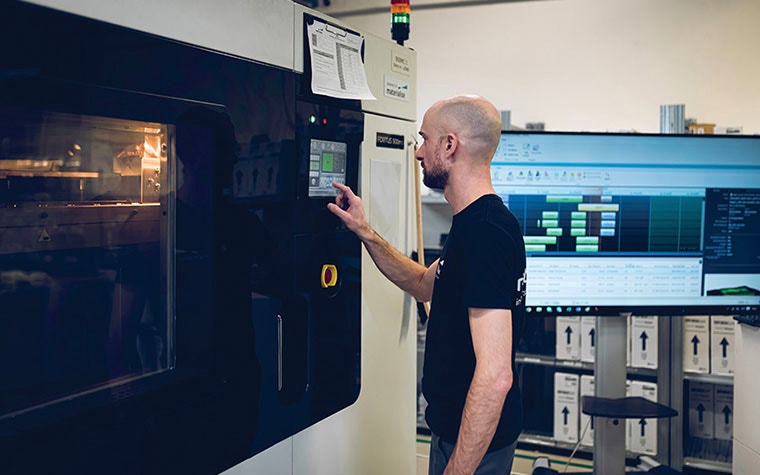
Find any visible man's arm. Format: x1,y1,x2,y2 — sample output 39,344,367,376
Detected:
445,307,513,475
327,182,436,302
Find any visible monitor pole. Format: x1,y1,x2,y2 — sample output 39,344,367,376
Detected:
592,313,629,475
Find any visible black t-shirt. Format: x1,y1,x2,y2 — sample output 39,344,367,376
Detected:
422,194,527,451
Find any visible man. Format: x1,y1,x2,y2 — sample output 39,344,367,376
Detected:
327,95,526,475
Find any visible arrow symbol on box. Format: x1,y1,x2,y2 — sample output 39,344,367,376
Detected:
562,406,570,425
691,335,700,356
640,331,648,352
723,405,731,425
639,418,647,437
720,337,729,358
589,328,595,347
565,326,573,345
697,403,705,423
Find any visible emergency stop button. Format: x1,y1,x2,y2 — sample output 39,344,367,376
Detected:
321,264,338,288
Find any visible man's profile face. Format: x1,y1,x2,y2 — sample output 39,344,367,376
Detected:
416,110,449,191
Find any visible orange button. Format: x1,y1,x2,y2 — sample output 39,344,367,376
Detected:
321,264,338,288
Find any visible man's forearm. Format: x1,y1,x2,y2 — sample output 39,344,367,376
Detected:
444,371,512,475
361,229,432,302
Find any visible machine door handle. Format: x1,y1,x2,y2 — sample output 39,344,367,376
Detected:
276,296,309,404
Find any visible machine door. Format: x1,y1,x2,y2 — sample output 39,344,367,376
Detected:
244,100,364,455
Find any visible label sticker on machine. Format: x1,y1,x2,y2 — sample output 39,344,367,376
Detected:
309,138,347,197
384,75,409,102
376,132,405,150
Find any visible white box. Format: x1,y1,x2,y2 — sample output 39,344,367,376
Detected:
688,381,715,438
710,316,735,375
683,316,710,373
556,316,581,361
580,317,596,363
579,375,595,447
713,384,733,441
630,316,658,369
554,372,580,443
628,380,658,455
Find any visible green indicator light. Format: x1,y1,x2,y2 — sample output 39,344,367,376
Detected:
309,114,317,124
392,13,410,24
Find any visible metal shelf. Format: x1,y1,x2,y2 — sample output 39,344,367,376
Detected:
683,457,732,473
518,433,586,452
515,353,658,378
683,372,733,385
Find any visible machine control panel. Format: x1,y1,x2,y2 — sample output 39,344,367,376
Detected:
308,138,347,197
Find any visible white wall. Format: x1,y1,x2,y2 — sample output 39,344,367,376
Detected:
323,0,760,134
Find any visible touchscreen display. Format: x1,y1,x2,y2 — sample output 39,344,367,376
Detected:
309,138,347,197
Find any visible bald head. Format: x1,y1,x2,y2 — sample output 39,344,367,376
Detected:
427,95,502,162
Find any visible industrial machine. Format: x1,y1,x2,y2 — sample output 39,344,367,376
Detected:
0,1,418,473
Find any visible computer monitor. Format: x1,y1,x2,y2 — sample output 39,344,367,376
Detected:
492,132,760,316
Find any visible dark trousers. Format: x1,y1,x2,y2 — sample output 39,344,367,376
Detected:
428,432,518,475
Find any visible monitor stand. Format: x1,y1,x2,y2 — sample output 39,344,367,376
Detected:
585,313,678,475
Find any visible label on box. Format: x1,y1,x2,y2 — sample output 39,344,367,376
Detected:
554,372,580,443
710,316,735,375
629,380,657,455
688,381,715,438
579,375,595,447
713,384,733,440
683,316,710,373
631,316,658,369
580,317,596,363
556,316,581,361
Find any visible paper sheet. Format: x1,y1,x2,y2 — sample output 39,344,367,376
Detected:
307,19,375,100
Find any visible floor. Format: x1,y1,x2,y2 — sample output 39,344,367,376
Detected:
415,434,594,475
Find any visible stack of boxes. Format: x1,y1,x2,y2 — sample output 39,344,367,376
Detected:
683,316,735,463
550,314,735,460
553,315,660,453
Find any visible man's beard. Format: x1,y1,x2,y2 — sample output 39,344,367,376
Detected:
422,166,449,190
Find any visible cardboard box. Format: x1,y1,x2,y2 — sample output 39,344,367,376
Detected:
688,123,716,134
628,380,658,455
710,316,735,375
683,316,710,373
630,316,658,369
554,372,580,443
556,316,581,361
688,381,715,438
579,375,595,447
713,384,733,441
580,317,596,363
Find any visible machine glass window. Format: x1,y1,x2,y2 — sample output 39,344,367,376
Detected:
0,107,174,420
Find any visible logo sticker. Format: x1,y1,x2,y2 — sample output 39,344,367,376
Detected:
384,75,409,101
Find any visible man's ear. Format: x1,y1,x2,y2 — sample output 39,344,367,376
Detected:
444,133,458,158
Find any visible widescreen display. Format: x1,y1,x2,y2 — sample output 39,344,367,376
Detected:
493,132,760,315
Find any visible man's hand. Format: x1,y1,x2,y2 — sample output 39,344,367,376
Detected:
326,182,373,241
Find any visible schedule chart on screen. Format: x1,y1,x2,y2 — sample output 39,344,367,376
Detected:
491,132,760,314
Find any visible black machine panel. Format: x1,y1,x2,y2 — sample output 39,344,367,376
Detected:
0,1,363,473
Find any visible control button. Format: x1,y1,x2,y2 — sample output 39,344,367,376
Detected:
321,264,338,288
